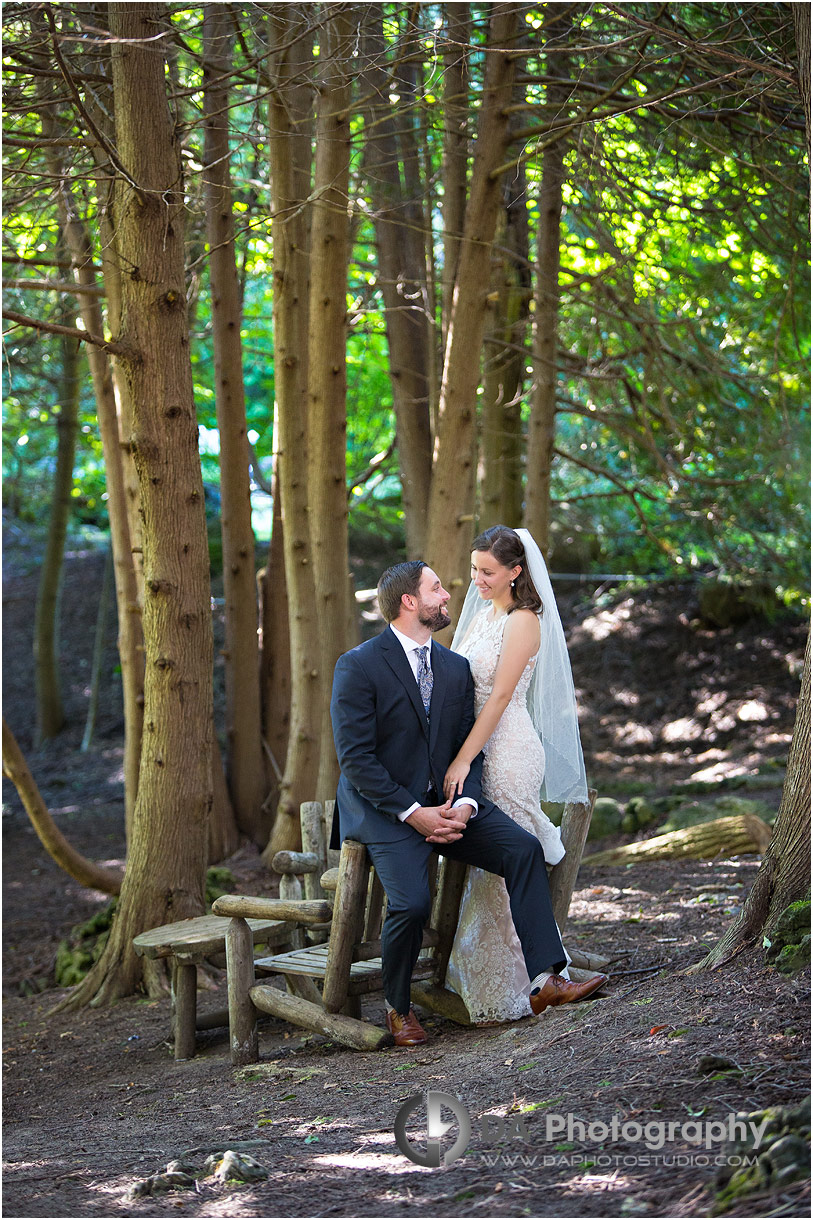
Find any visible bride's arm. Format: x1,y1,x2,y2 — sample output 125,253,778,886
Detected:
443,609,541,798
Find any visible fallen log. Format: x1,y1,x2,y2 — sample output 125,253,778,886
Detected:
249,985,392,1051
2,716,123,895
581,814,772,867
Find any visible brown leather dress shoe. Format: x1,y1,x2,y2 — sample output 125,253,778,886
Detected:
386,1008,429,1046
530,972,609,1015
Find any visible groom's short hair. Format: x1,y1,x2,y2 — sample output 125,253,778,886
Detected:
377,560,426,623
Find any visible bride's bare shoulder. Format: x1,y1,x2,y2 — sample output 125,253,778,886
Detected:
504,607,541,647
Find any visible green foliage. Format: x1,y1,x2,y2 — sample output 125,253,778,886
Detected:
2,2,808,596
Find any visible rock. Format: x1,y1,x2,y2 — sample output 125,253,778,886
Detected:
763,1134,810,1186
713,1095,811,1210
166,1158,197,1175
207,1150,270,1184
622,797,659,833
54,940,95,987
764,898,811,974
696,1054,740,1076
125,1171,196,1201
656,796,772,836
587,797,624,840
713,795,775,823
773,935,811,974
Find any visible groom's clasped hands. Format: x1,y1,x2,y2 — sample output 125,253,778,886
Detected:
405,799,472,843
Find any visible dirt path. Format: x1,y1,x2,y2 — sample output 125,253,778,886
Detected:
2,832,810,1219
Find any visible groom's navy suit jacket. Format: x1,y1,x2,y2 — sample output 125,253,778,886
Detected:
330,625,492,846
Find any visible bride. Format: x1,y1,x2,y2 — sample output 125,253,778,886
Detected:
443,524,588,1024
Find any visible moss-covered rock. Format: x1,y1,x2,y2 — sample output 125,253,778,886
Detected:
206,866,237,909
622,796,660,833
713,1095,810,1212
765,897,811,974
54,939,96,987
713,794,776,823
587,797,625,840
54,899,118,987
657,796,774,835
53,867,237,988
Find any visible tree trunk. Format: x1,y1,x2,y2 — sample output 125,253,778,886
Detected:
425,4,521,620
39,104,144,835
3,718,123,895
259,420,290,820
80,23,147,609
441,2,471,349
263,4,319,858
362,4,433,558
688,631,811,972
60,2,213,1007
308,4,356,806
34,296,80,743
208,736,240,864
480,158,531,528
203,4,266,842
524,8,572,551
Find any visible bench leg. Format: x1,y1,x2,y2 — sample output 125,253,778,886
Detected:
172,962,198,1060
226,917,258,1066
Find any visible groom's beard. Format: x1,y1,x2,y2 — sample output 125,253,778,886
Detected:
418,602,451,633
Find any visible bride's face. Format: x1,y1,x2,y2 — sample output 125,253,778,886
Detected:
471,550,521,604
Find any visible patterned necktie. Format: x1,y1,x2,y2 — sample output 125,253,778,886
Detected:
415,645,433,717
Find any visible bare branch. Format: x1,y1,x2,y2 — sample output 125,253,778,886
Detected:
2,308,129,355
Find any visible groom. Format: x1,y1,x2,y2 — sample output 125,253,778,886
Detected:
330,560,607,1046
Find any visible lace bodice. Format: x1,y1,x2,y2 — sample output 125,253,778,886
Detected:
459,607,538,723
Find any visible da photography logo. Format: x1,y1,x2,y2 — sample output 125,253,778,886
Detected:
394,1090,472,1168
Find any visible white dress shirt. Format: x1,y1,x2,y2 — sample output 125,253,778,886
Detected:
388,624,477,822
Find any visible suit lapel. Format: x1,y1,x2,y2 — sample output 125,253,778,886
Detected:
380,627,430,737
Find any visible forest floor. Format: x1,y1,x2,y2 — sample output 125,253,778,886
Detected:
2,527,810,1220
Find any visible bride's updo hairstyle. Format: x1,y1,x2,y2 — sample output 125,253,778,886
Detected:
472,525,543,616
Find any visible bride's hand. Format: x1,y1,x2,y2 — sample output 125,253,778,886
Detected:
443,759,470,799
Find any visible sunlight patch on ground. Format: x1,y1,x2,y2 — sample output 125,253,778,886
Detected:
613,721,655,747
689,759,752,782
611,687,640,707
661,717,704,743
737,699,769,722
313,1149,427,1173
579,610,626,641
565,1170,637,1194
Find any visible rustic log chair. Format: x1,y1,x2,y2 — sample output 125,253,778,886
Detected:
214,790,603,1063
131,914,292,1061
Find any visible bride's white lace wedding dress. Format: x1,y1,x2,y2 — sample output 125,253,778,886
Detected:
446,608,566,1024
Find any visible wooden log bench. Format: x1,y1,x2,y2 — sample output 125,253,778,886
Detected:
132,915,291,1060
213,791,608,1060
214,825,468,1060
